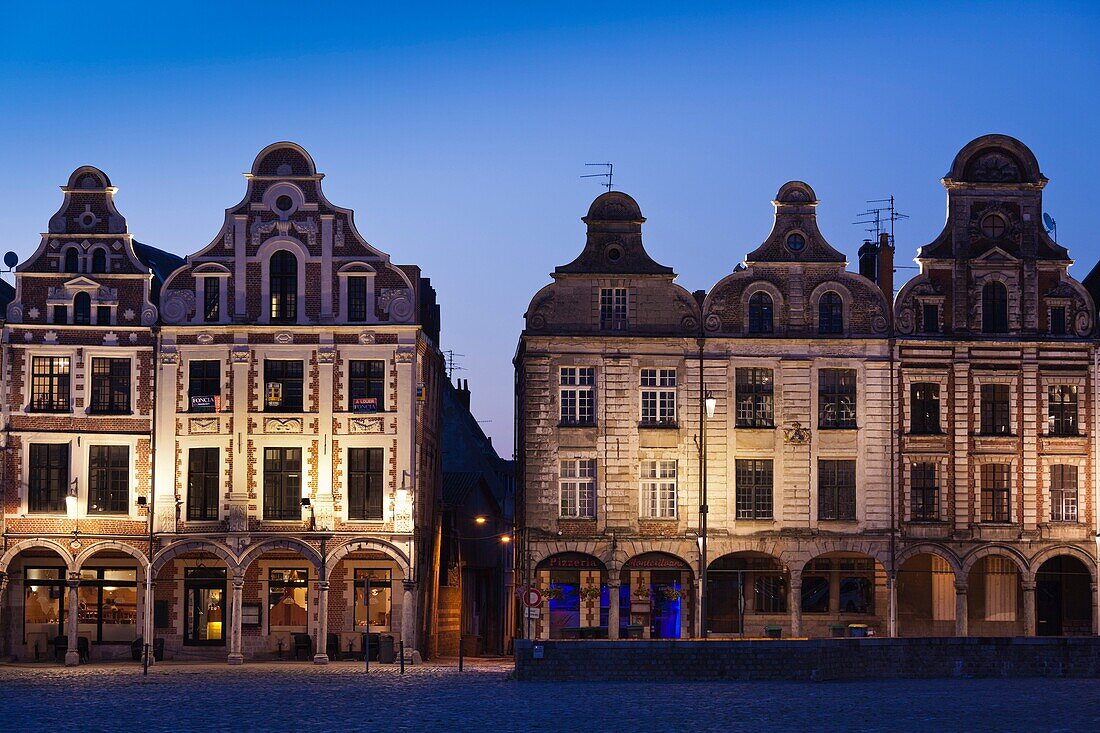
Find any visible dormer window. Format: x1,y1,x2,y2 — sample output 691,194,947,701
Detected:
348,277,368,322
818,292,843,335
1049,306,1067,336
980,213,1008,240
91,249,107,274
922,302,940,334
982,282,1008,333
748,292,773,334
203,277,220,322
270,250,298,323
599,288,628,330
64,249,79,274
73,292,91,325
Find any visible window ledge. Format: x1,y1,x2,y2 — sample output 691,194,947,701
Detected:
558,422,597,429
87,411,134,417
638,422,678,430
345,518,386,523
817,426,858,432
639,517,679,522
974,433,1016,438
735,424,775,430
906,431,944,437
558,516,597,522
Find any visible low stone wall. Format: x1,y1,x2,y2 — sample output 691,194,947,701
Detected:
514,638,1100,681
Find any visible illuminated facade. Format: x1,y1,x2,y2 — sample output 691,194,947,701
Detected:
517,135,1098,641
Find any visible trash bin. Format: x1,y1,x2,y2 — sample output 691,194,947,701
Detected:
848,624,869,638
378,634,396,664
362,632,380,661
763,625,782,639
828,624,847,638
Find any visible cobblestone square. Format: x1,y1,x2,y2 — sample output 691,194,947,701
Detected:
1,661,1098,733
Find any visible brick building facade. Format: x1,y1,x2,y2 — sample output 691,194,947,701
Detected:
516,135,1098,641
0,144,445,664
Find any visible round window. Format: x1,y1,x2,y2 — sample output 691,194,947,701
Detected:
980,213,1008,239
275,195,295,212
786,233,806,252
606,246,623,262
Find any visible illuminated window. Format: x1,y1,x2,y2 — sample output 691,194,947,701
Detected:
559,459,595,518
640,460,677,518
1048,385,1078,436
268,569,308,631
270,250,297,323
88,445,129,515
1050,465,1078,523
818,369,856,429
354,569,392,630
818,460,856,521
910,383,940,434
640,368,676,425
263,447,302,521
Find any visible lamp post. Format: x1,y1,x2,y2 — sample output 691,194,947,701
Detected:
698,336,717,639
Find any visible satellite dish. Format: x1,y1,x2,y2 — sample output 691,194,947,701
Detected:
3,251,17,269
1043,213,1055,231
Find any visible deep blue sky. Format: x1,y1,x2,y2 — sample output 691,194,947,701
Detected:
3,2,1098,450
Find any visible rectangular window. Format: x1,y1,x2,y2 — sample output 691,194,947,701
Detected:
24,567,137,644
347,447,384,520
910,383,940,434
268,569,308,631
88,445,129,515
640,460,677,519
187,447,220,521
736,368,774,428
980,463,1011,523
349,360,385,412
599,288,628,330
910,462,939,521
188,360,221,412
1047,385,1078,436
28,444,69,514
96,306,111,325
203,278,220,322
801,575,830,613
31,356,70,412
754,575,787,613
817,459,856,521
52,305,67,325
559,367,595,425
640,368,677,425
818,369,856,429
980,384,1011,435
1050,464,1078,523
1049,306,1066,336
922,302,940,334
264,360,304,412
348,276,368,322
736,459,773,520
263,447,302,521
90,358,131,414
559,459,595,518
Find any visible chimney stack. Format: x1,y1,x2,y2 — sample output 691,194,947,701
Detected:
456,378,471,410
876,232,894,308
858,239,878,283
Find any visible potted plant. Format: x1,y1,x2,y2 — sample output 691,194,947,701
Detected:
578,585,603,602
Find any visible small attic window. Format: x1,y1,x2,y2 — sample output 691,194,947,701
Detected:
275,195,294,213
980,213,1008,240
786,233,806,252
606,244,623,262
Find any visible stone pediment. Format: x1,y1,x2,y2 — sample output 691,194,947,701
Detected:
971,246,1018,264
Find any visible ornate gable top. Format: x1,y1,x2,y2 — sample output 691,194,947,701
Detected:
945,134,1045,186
743,181,846,264
249,142,320,178
554,191,674,276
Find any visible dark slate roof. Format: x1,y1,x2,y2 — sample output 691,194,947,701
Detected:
0,277,14,315
443,471,484,506
133,240,185,305
1083,260,1100,308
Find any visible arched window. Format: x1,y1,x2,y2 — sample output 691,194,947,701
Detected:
748,292,773,334
270,250,298,323
91,249,107,274
64,249,79,274
982,281,1008,333
73,292,91,325
818,292,843,334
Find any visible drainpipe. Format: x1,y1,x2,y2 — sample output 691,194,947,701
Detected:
144,326,159,666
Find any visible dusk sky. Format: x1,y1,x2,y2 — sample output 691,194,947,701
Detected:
3,1,1098,450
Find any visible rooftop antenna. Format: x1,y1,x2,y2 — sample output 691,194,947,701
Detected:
1043,212,1058,242
581,162,613,192
443,350,465,381
854,195,909,246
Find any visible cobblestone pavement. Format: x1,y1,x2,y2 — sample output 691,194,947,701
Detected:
1,660,1098,733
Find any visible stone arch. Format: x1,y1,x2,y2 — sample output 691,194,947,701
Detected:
530,542,611,570
808,280,854,336
741,281,784,336
151,539,239,577
788,539,891,575
0,539,75,574
237,537,323,575
327,538,410,575
257,237,309,324
74,541,150,580
1029,546,1096,583
895,543,963,578
961,544,1029,579
619,545,696,579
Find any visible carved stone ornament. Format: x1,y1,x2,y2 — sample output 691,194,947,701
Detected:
967,152,1021,183
264,417,303,434
349,417,385,434
379,288,415,322
189,417,220,434
782,422,811,445
395,347,415,364
274,332,293,345
358,332,375,345
318,347,336,364
197,332,215,345
160,349,179,365
871,314,889,334
895,303,915,335
228,505,247,533
704,314,722,332
231,347,251,364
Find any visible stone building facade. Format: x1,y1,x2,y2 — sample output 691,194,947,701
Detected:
517,135,1098,641
0,143,445,665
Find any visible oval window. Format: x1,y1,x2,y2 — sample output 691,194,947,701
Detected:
275,195,295,212
786,233,806,252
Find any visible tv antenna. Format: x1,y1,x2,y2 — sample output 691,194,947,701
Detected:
581,162,614,192
854,195,908,245
443,350,465,380
1043,212,1058,242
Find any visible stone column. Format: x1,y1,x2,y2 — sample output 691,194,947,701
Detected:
606,578,621,640
142,571,156,667
790,572,802,638
954,582,968,637
1022,581,1036,637
65,573,80,666
887,574,898,638
228,574,244,665
314,580,330,664
401,580,418,655
1092,582,1098,637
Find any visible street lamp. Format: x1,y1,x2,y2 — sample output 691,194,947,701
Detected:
65,479,78,519
698,387,714,639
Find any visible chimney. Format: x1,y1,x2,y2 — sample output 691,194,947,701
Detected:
456,378,471,410
876,232,894,307
857,239,878,283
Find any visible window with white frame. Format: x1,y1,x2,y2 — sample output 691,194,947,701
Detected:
1047,385,1078,436
736,367,774,427
599,288,628,330
640,460,677,518
559,367,595,425
640,368,676,425
559,459,595,518
980,463,1011,523
1050,464,1078,522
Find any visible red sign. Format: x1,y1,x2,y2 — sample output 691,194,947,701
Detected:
522,587,543,608
624,554,689,570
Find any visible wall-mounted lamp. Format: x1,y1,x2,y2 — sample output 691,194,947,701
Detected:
136,496,148,507
500,535,512,544
65,480,78,519
474,515,487,525
300,497,311,507
705,391,717,419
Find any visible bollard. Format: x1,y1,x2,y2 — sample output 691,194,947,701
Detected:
143,643,150,676
459,637,464,672
399,640,405,674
